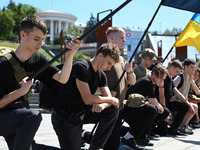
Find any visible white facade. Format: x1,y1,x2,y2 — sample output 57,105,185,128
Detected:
124,30,144,63
36,10,77,42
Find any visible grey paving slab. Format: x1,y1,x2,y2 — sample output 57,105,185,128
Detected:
1,113,200,150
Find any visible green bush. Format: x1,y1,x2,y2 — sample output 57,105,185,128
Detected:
73,53,91,62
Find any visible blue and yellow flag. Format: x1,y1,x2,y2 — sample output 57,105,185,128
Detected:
161,0,200,13
174,13,200,52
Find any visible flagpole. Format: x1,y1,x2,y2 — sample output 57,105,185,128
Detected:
28,0,132,80
163,46,174,63
113,0,163,90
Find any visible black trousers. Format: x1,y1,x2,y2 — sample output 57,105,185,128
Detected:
153,106,170,128
122,104,158,140
167,101,189,130
52,106,118,150
103,111,124,150
0,109,42,150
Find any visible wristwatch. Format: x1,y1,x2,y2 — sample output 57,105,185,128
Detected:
127,70,133,74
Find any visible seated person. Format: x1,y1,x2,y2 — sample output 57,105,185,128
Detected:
156,59,189,135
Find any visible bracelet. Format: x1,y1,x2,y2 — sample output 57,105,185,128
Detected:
127,70,133,74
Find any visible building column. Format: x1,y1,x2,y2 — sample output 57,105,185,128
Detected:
65,22,68,32
58,20,61,35
55,21,58,36
50,19,54,42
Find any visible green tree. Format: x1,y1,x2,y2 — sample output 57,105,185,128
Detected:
84,13,97,43
0,10,15,40
7,2,36,35
64,26,80,43
163,28,171,35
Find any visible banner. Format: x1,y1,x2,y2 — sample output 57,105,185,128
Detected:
174,13,200,52
161,0,200,13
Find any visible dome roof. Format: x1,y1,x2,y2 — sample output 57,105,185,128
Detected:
36,10,77,21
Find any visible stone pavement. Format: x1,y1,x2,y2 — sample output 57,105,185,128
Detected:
1,113,200,150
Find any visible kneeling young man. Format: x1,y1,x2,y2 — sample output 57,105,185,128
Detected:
121,64,168,149
52,43,120,150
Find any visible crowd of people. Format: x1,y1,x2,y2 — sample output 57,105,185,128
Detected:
0,15,200,150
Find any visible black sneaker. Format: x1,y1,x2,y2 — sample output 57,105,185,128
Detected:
81,131,93,147
137,137,154,147
121,137,144,150
147,132,160,138
168,129,186,136
179,126,194,135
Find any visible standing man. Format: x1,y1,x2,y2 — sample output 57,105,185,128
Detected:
52,43,120,150
103,26,136,150
0,15,81,150
133,48,156,81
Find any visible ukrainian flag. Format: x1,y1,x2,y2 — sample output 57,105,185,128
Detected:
174,13,200,52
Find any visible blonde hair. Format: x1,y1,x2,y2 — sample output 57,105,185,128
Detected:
106,26,125,39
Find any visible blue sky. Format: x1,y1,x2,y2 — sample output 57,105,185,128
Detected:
1,0,194,33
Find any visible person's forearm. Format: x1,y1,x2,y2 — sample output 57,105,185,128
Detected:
127,72,136,85
0,89,23,109
83,94,114,105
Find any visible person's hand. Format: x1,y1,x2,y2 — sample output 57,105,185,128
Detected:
91,103,107,113
124,62,133,73
67,37,82,55
110,97,120,108
188,103,195,114
157,103,164,114
19,77,34,96
111,90,117,97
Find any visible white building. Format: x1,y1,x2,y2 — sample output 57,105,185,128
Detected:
75,22,87,36
36,10,77,43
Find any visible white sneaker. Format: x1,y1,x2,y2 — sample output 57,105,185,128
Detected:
186,125,193,131
191,123,200,128
179,126,194,135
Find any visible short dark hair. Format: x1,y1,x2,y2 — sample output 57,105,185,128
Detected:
20,16,47,35
169,59,183,70
152,64,168,78
96,43,120,63
183,58,195,68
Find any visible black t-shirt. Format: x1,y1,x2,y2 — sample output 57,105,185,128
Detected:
0,51,59,109
54,59,107,111
155,75,175,106
125,76,155,99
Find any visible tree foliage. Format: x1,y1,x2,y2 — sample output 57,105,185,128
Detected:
0,1,36,41
84,13,97,43
0,10,15,40
151,27,183,35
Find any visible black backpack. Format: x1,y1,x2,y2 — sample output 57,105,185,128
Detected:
39,64,63,111
177,74,184,89
39,78,60,111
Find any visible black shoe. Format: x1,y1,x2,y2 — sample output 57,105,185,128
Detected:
84,131,93,144
121,137,144,150
81,138,86,147
147,132,160,138
137,137,154,146
168,129,186,136
81,131,93,147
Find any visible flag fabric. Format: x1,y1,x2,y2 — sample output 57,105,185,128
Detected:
161,0,200,13
174,13,200,52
